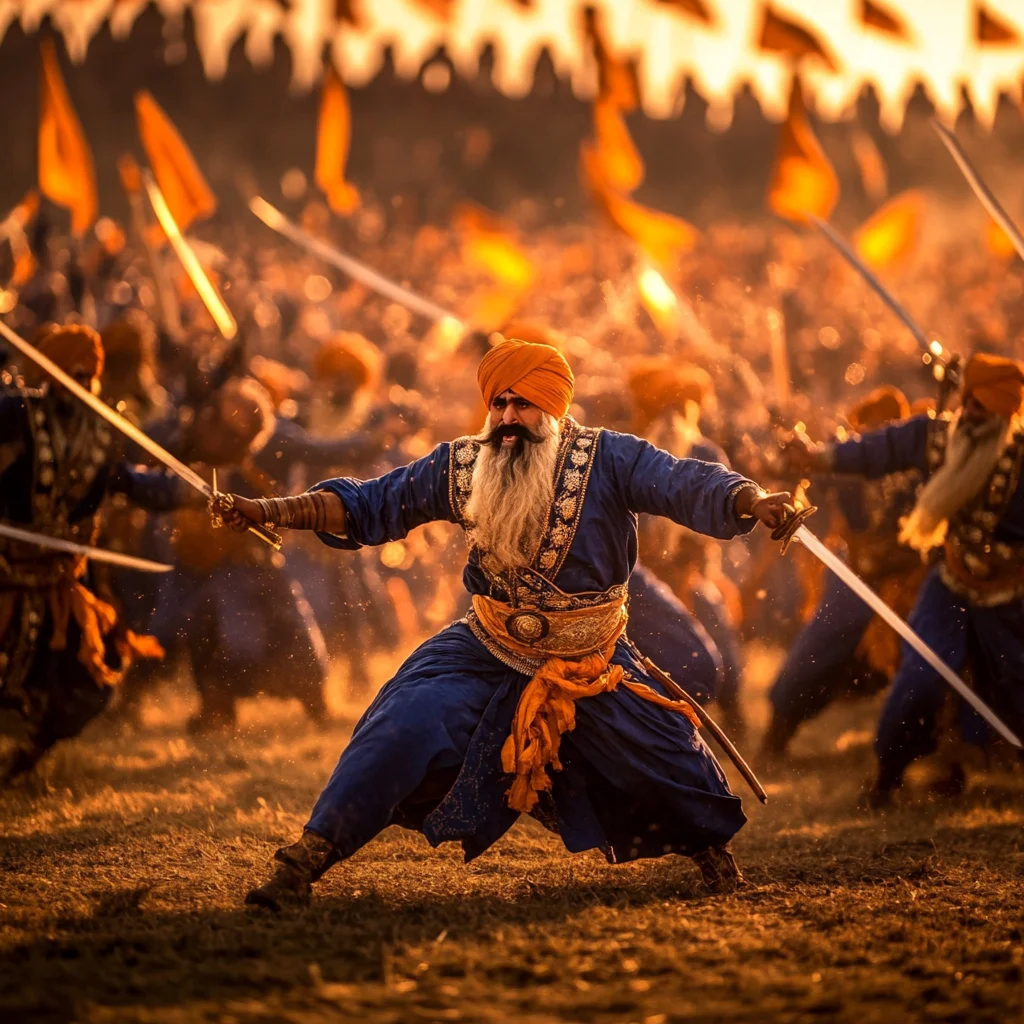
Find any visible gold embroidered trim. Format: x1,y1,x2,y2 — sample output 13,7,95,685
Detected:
533,420,601,577
448,434,480,524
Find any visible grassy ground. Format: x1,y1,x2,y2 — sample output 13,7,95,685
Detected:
1,648,1022,1024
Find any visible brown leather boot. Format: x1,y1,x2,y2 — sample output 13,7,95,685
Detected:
245,830,339,911
691,845,746,892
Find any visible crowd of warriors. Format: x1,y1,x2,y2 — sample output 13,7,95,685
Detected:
1,190,1022,795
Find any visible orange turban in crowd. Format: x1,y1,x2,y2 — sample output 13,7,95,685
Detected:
627,357,714,433
34,322,104,380
312,331,383,396
846,386,909,431
962,353,1024,419
477,338,574,420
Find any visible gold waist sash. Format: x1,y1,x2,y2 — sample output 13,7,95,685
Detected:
469,593,699,814
470,593,628,664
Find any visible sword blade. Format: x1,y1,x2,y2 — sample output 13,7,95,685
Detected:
0,521,173,572
795,524,1022,747
809,215,934,356
142,171,237,340
0,321,281,550
932,119,1024,264
249,195,462,327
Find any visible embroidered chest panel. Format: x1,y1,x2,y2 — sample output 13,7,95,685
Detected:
27,398,113,533
448,418,604,603
926,415,1024,547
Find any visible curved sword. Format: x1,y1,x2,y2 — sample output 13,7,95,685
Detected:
774,509,1021,748
0,521,173,572
932,118,1024,264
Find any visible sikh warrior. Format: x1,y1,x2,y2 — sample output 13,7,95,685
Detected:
215,340,792,908
764,387,926,759
0,324,195,777
786,355,1024,804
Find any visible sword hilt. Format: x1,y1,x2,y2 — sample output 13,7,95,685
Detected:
772,504,817,555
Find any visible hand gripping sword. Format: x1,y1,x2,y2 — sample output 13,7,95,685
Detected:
773,506,1022,747
0,321,282,551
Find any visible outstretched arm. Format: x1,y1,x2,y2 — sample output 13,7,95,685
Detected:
215,442,455,547
608,431,792,536
220,489,347,535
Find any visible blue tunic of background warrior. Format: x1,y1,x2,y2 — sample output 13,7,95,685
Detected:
828,411,1024,799
303,423,758,866
765,390,926,758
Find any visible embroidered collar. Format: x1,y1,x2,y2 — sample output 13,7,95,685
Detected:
448,416,602,586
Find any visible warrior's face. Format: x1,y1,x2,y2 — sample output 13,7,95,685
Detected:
486,390,546,453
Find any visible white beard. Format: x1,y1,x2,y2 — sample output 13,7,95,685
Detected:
464,413,560,571
899,411,1013,554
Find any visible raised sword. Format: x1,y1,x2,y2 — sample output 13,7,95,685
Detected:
773,507,1021,747
0,521,173,572
0,321,282,551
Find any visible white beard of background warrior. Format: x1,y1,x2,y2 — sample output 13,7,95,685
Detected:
464,412,560,570
900,410,1015,553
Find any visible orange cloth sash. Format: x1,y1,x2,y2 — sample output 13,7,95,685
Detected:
43,559,164,687
472,593,700,813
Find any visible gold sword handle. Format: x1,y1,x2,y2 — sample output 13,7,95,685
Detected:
209,469,283,550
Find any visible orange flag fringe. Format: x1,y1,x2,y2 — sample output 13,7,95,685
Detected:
759,6,838,71
38,39,97,237
853,190,925,271
315,68,361,217
767,78,839,224
135,91,216,234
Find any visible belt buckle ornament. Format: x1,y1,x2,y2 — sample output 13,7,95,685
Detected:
505,609,550,645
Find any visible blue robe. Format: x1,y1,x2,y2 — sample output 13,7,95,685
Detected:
833,416,1024,782
305,425,757,863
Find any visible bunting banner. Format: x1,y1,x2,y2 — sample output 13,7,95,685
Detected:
9,1,1024,132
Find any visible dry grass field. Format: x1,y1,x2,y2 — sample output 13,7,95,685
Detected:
2,648,1022,1024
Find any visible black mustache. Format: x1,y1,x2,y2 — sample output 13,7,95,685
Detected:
481,422,545,449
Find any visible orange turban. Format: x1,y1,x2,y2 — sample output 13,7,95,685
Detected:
477,338,574,420
34,322,104,380
628,357,713,433
312,332,383,396
846,386,909,431
962,353,1024,419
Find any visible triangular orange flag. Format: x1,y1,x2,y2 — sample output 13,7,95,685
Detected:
853,190,925,271
860,0,910,38
659,0,714,26
984,217,1017,260
452,204,535,330
978,5,1019,43
580,142,699,269
767,78,839,224
315,68,360,217
38,39,97,237
759,6,838,71
135,91,216,234
592,96,645,194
